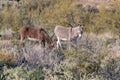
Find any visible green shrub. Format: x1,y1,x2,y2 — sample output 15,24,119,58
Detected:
3,65,44,80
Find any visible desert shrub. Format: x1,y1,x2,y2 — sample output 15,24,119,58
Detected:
42,48,108,80
0,73,9,80
40,0,84,28
106,38,120,58
0,50,14,67
0,0,120,37
13,43,64,67
0,32,119,80
3,65,44,80
0,3,22,32
99,58,120,80
0,40,14,51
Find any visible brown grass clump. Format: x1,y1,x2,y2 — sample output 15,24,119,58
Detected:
0,50,15,66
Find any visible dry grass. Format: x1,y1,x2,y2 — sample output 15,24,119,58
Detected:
0,40,13,51
13,42,64,67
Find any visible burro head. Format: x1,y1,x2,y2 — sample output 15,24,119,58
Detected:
75,24,84,38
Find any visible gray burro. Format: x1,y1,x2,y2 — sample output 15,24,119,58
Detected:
54,25,84,49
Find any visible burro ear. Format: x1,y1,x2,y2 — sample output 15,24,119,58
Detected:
78,24,84,27
81,24,84,28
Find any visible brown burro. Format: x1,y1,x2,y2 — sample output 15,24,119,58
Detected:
19,26,54,48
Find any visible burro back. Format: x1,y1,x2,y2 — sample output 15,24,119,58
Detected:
54,25,84,49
